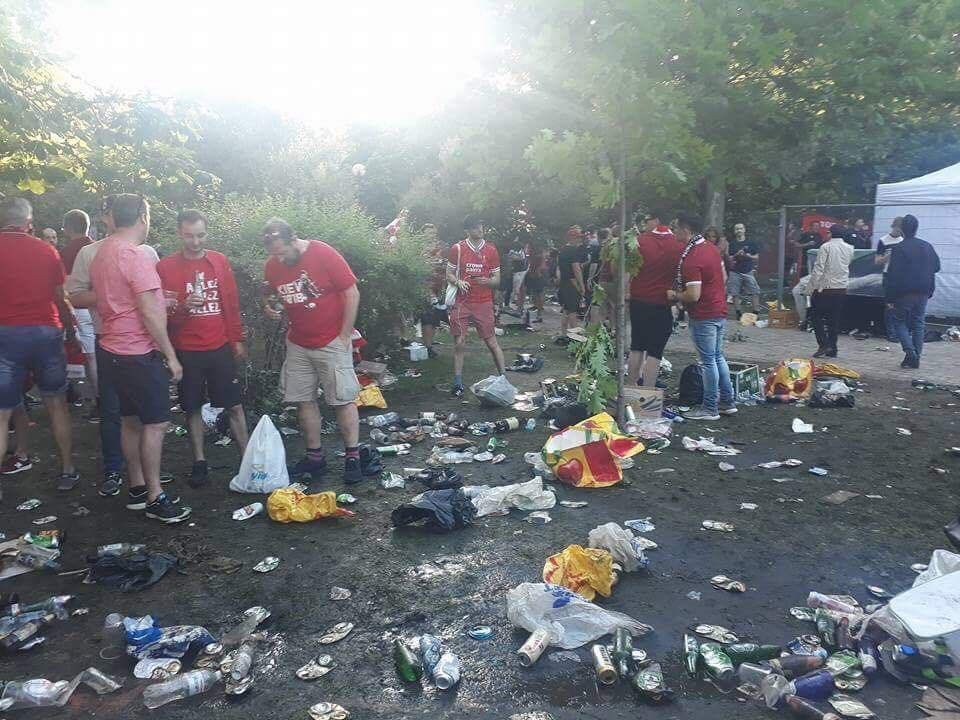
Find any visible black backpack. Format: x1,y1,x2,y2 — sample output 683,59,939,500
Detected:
678,364,704,406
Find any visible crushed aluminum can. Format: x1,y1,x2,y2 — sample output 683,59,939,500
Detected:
631,649,649,663
694,624,738,643
243,606,271,624
32,515,58,525
809,466,829,476
16,499,41,511
866,585,892,600
711,575,747,592
559,500,588,508
491,453,507,464
702,520,735,532
834,669,868,691
784,459,803,467
718,462,735,472
624,517,655,532
380,473,405,489
472,451,494,462
253,556,280,573
525,511,551,525
232,502,264,521
297,654,334,680
134,657,182,680
319,621,354,644
336,494,357,505
829,693,874,718
308,702,349,720
790,606,817,622
225,673,254,696
467,625,494,640
758,461,784,469
330,586,351,601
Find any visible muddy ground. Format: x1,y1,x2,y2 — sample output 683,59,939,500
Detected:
2,316,959,720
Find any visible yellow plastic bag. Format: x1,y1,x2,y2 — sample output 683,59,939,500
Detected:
356,384,387,409
764,358,814,401
267,488,355,523
813,363,860,380
542,544,614,601
541,412,645,488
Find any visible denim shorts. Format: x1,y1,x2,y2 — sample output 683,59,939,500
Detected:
0,325,68,410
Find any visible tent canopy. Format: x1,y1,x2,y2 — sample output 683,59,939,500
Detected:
875,162,960,318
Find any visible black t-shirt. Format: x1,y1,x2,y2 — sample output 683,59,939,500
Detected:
728,240,758,274
558,245,588,282
800,231,823,248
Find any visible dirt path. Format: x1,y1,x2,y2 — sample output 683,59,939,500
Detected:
2,320,957,719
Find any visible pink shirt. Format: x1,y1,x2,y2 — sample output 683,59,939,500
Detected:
89,236,164,355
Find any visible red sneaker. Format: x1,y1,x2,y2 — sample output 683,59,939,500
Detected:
1,455,33,475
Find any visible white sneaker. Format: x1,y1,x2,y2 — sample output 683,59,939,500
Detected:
684,407,721,421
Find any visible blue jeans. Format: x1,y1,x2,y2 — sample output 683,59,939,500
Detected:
689,318,734,414
892,294,927,359
0,325,67,410
95,340,124,474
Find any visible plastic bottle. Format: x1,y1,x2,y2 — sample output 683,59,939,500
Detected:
142,669,222,709
436,451,475,465
221,614,262,649
367,413,399,428
393,638,423,682
0,615,53,652
683,633,700,675
784,694,842,719
369,429,390,444
96,543,146,557
230,636,257,680
723,643,782,665
814,609,837,651
523,418,536,431
857,636,879,675
15,596,72,619
433,652,461,689
376,444,411,456
418,634,442,676
738,662,773,686
761,672,795,709
807,592,858,615
1,678,71,708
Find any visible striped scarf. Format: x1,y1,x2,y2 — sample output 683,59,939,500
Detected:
675,235,704,290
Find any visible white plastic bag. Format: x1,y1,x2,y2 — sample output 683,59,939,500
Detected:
524,452,553,477
587,522,647,572
229,415,290,493
470,375,517,407
471,477,556,517
506,582,653,649
913,549,960,587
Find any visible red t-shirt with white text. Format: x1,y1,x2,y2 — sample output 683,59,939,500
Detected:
0,230,66,327
448,239,500,305
264,240,357,349
630,228,682,304
157,251,237,352
680,239,728,320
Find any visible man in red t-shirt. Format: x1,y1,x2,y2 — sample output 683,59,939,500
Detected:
0,197,78,491
667,213,736,421
262,217,380,485
627,210,683,387
158,210,249,487
446,215,506,397
60,209,98,403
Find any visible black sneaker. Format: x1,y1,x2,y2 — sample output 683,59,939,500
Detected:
343,456,363,485
57,471,80,492
144,493,192,524
451,385,465,399
159,471,174,484
359,445,383,477
426,347,439,359
127,486,181,510
289,455,328,480
189,461,208,488
99,471,122,497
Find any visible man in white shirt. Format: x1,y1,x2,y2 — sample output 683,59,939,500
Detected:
806,225,855,358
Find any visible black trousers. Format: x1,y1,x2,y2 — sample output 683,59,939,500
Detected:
810,291,845,350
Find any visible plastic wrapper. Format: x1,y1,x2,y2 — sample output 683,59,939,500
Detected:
123,616,215,660
625,417,673,440
266,488,355,523
391,488,476,531
587,522,648,572
0,668,122,710
229,415,290,493
506,582,653,649
86,551,179,592
764,359,814,401
524,452,554,476
470,375,518,407
355,385,387,409
541,412,644,488
542,545,613,601
471,477,556,517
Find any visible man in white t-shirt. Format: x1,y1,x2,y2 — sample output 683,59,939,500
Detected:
875,216,904,342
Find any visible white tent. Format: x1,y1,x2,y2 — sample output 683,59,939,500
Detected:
874,162,960,318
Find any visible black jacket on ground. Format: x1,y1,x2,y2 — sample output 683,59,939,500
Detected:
885,236,941,300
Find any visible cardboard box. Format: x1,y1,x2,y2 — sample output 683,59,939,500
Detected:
355,360,388,381
728,363,761,400
622,386,664,419
767,309,799,329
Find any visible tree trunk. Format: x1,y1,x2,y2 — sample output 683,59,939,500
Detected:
703,172,726,229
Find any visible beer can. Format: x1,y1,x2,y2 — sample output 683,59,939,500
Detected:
591,644,618,685
518,629,550,667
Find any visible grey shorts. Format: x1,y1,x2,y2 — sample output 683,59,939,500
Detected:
726,271,761,296
281,339,361,406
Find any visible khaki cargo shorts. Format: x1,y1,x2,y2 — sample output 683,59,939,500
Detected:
281,339,361,406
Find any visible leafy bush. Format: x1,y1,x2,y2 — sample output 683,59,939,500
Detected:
156,194,430,413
